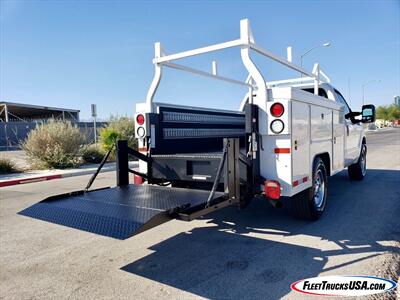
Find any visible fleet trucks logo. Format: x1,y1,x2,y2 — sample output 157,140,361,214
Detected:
291,276,397,297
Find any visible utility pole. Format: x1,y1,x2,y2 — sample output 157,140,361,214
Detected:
362,80,380,106
300,42,331,75
91,104,97,145
347,77,351,108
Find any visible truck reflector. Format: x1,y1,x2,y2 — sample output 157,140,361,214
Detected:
264,180,281,200
274,148,290,154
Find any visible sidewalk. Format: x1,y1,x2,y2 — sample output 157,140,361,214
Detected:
0,161,138,187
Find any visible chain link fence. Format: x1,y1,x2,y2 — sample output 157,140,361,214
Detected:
0,122,108,151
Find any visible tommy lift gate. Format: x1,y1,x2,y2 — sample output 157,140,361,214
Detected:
19,19,372,239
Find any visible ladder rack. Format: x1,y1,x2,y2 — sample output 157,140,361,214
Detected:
146,19,331,112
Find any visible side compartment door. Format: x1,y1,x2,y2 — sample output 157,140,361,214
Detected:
310,105,333,174
291,101,310,190
332,110,345,172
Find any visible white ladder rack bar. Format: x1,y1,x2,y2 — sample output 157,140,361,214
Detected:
266,77,315,87
163,62,253,87
154,39,242,64
249,42,319,80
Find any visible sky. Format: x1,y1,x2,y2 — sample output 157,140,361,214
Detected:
1,0,399,120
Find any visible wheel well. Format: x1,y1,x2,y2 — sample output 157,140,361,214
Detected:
315,153,331,176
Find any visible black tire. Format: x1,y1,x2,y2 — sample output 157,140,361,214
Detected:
348,144,367,181
291,157,328,220
239,185,253,209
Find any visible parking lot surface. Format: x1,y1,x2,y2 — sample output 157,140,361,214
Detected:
1,129,399,299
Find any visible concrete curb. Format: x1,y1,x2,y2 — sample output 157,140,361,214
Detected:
0,174,63,187
0,162,138,188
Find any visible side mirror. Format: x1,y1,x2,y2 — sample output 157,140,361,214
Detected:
361,104,375,123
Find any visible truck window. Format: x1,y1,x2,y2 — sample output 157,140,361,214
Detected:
334,89,351,116
302,88,328,99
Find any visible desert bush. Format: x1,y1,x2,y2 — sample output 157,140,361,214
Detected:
0,157,20,174
22,120,85,169
100,116,137,152
81,144,106,164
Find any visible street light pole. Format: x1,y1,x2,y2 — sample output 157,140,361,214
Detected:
91,104,97,145
362,80,381,106
300,42,331,69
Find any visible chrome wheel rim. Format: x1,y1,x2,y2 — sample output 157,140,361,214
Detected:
313,170,325,208
360,147,367,176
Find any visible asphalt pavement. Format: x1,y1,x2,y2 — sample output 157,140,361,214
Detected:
0,129,399,299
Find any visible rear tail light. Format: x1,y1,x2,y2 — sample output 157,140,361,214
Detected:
134,175,143,185
137,127,146,137
270,103,284,117
136,114,145,125
270,119,284,134
264,180,281,200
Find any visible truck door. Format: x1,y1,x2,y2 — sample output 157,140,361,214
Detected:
344,119,361,161
332,110,344,172
334,90,360,164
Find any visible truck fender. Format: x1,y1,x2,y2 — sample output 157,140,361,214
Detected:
312,153,331,177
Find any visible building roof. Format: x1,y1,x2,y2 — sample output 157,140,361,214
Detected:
1,101,80,112
0,101,80,121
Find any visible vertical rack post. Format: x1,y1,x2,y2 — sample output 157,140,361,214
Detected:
312,63,320,95
225,138,240,201
116,140,129,186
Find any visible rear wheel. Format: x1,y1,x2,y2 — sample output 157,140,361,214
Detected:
239,185,253,209
348,144,367,181
291,157,328,220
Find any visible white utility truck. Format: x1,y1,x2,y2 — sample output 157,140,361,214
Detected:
20,19,375,239
134,19,375,220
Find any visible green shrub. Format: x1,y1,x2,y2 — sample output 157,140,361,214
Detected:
22,120,85,169
81,144,106,164
0,157,19,174
100,116,137,152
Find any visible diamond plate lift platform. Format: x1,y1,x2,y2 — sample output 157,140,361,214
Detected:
19,185,225,239
18,138,245,240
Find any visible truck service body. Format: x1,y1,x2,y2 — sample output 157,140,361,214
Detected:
19,19,375,239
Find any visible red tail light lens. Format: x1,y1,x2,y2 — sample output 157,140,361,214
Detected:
136,114,145,125
264,180,281,200
270,103,284,117
134,175,143,185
